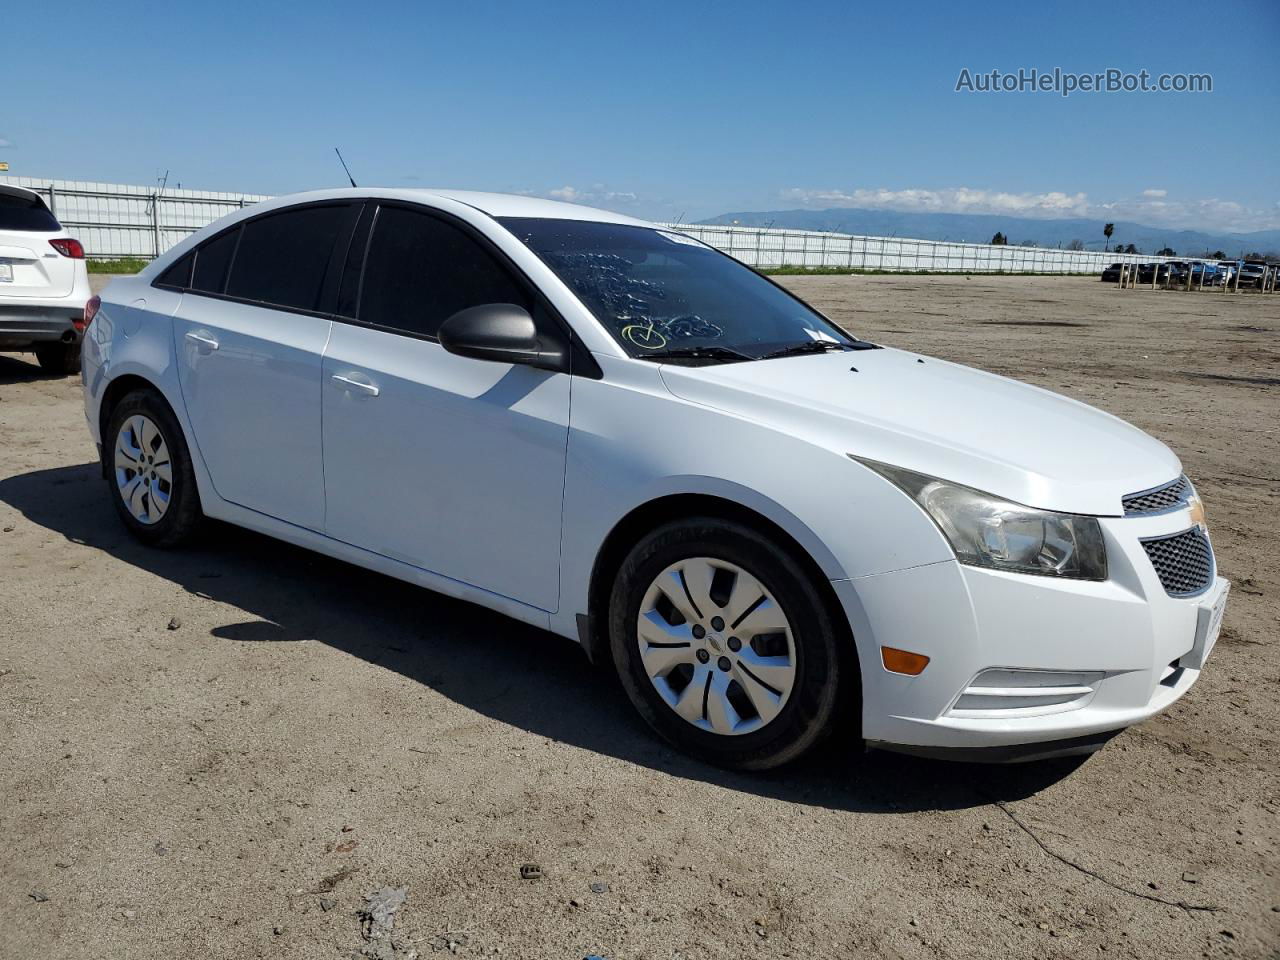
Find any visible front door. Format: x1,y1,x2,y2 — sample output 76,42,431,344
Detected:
321,204,570,610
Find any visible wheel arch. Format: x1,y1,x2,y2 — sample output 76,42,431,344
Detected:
97,373,183,475
582,493,858,679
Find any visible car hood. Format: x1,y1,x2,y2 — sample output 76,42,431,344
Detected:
658,347,1181,516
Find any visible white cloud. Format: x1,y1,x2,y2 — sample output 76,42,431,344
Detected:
779,185,1280,233
780,186,1089,218
544,184,638,207
0,138,12,149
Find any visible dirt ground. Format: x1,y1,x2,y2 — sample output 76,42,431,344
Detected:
1,274,1277,960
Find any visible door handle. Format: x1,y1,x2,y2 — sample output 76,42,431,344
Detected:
184,331,219,351
331,373,380,397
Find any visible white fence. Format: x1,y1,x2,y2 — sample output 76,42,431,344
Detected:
657,222,1160,273
3,176,1157,273
1,176,269,259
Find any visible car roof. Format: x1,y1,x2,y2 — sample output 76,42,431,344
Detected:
240,187,657,228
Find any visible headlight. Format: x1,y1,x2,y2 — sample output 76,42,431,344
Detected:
855,459,1108,581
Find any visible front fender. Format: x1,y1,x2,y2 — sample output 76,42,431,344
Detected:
551,356,953,640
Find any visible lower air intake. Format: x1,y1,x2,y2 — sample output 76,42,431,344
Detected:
947,669,1104,720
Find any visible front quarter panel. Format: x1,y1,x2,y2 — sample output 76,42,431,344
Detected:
552,354,955,638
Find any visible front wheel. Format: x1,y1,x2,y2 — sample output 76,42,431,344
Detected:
608,518,851,770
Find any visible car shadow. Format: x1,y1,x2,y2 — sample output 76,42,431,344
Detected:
0,353,53,384
0,461,1092,814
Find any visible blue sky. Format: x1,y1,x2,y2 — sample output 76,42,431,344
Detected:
3,0,1277,232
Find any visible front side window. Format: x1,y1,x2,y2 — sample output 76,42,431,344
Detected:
359,206,530,339
498,218,853,359
0,191,61,232
226,204,355,312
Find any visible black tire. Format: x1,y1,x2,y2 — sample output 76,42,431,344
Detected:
608,517,853,771
35,341,81,375
104,388,203,547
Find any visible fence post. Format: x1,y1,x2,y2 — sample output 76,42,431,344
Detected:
151,191,161,259
47,184,57,216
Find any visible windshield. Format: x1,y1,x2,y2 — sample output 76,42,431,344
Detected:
498,218,854,360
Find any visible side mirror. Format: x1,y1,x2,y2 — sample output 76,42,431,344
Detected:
438,303,569,373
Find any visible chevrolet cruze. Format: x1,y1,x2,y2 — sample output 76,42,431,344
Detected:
80,189,1230,769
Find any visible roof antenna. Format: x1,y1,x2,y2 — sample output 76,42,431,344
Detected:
334,148,357,188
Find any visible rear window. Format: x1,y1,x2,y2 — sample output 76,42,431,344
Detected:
156,252,193,290
191,227,241,295
0,191,61,232
226,204,356,312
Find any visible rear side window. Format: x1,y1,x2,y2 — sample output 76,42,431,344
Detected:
359,206,529,338
0,191,61,232
191,227,240,294
155,252,193,290
226,204,356,312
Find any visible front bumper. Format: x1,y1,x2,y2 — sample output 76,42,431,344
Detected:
0,303,82,348
836,502,1227,757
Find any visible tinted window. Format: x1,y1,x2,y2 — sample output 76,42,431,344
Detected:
0,191,61,232
156,251,193,290
499,218,851,359
359,206,529,338
191,227,240,294
227,204,355,311
337,204,374,318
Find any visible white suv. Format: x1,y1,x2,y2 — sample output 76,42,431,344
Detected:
0,184,92,374
80,189,1229,770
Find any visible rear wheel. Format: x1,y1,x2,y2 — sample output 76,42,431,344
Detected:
105,389,203,546
609,518,850,770
35,341,81,375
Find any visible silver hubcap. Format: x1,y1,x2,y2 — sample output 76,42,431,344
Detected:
114,414,172,525
637,557,796,736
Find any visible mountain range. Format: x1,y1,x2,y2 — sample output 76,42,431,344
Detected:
698,208,1280,257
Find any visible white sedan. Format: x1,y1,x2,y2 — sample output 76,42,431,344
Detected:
80,189,1229,769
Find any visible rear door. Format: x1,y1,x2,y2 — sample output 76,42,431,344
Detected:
173,202,360,530
321,203,571,610
0,187,76,298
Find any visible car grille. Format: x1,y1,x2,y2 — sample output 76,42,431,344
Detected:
1123,475,1192,515
1141,527,1214,597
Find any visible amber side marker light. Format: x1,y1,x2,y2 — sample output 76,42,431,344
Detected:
881,646,930,676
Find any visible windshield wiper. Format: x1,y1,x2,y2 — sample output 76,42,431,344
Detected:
758,340,858,360
636,345,756,364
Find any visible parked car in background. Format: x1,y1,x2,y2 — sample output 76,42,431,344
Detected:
1136,263,1172,284
1100,262,1124,282
80,188,1230,770
1239,262,1267,289
0,184,92,374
